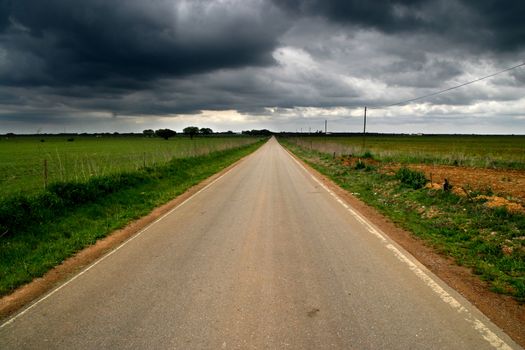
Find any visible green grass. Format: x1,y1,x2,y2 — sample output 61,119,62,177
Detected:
280,138,525,301
0,140,266,296
0,135,258,199
288,135,525,169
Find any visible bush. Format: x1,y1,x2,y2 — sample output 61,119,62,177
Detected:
0,193,63,237
0,172,151,237
361,151,374,159
355,160,366,170
47,173,147,205
396,167,428,189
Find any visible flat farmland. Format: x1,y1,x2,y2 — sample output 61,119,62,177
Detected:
0,135,257,199
292,135,525,169
292,135,525,204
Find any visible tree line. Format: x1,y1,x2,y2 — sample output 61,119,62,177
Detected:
143,127,273,140
143,126,214,140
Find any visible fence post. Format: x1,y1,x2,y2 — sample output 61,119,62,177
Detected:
44,159,48,190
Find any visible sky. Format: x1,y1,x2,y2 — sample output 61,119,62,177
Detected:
0,0,524,134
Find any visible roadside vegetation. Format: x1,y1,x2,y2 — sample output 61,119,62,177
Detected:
0,137,266,296
0,133,257,199
280,136,525,302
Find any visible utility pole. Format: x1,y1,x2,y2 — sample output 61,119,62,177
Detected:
324,120,327,134
362,106,367,150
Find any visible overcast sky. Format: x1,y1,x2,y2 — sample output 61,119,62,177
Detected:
0,0,524,134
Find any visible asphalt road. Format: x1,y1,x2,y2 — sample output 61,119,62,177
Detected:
0,138,521,349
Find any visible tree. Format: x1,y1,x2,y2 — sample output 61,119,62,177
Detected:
200,127,213,135
241,129,272,136
183,126,200,139
155,128,177,140
143,129,155,137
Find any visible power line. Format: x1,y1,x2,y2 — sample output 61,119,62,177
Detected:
370,61,525,110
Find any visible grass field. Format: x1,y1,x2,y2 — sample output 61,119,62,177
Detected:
0,135,258,199
288,135,525,169
0,139,266,296
280,137,525,301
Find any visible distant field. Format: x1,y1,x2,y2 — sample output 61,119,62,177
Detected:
0,135,258,198
287,135,525,169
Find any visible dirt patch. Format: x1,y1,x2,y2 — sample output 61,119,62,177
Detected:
387,164,525,201
340,155,381,168
297,152,525,348
475,195,525,214
378,162,525,214
424,182,525,214
342,155,525,209
0,151,256,322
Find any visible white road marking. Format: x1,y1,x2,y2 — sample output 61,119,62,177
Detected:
285,148,514,350
0,158,241,329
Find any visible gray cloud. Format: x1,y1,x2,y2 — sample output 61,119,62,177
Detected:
0,0,286,87
273,0,525,52
0,0,524,133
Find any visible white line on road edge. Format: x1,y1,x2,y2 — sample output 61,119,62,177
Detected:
285,149,515,350
0,159,241,329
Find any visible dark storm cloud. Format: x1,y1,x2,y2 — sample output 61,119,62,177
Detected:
273,0,525,52
379,59,463,88
0,111,76,125
0,0,524,134
0,0,10,31
274,0,429,31
0,0,286,87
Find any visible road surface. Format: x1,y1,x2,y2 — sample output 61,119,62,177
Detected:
0,138,520,349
